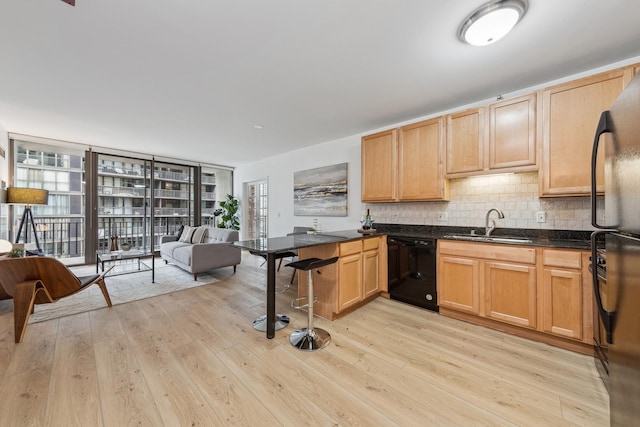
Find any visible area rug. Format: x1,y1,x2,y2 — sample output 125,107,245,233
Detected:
0,257,218,324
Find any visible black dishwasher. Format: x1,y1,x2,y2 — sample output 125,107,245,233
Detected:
387,236,438,312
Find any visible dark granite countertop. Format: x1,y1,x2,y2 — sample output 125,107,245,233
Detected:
372,224,594,250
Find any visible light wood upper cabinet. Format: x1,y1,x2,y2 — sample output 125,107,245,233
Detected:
446,95,537,178
361,120,449,202
398,117,449,201
361,129,397,201
539,69,628,197
489,94,537,170
446,108,485,176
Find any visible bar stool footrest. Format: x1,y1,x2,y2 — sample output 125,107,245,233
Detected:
291,295,317,310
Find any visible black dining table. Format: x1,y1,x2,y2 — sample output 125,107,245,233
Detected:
232,231,365,338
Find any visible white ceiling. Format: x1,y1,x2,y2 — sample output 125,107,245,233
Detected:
1,0,640,167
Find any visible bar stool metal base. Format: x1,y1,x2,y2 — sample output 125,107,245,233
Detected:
289,327,331,351
252,314,290,331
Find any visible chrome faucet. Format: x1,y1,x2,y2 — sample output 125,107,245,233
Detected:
485,208,505,236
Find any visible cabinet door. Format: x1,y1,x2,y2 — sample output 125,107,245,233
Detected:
446,108,485,176
540,69,626,196
398,117,449,201
361,129,397,201
438,255,480,314
337,253,363,311
542,268,583,339
489,94,537,171
484,261,537,328
362,249,379,299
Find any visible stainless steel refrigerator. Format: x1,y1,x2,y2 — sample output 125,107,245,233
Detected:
591,71,640,426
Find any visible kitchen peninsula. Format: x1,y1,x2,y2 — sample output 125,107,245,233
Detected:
232,230,387,338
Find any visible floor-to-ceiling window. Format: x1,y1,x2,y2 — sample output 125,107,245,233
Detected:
11,139,85,263
95,154,151,253
153,160,195,237
9,136,233,265
201,166,233,228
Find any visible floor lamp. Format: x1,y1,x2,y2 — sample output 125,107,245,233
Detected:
7,187,49,255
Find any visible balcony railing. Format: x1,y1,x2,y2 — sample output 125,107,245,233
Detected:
17,215,200,262
99,185,146,197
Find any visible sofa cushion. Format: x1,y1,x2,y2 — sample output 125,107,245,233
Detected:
178,226,196,243
178,226,208,243
204,227,239,243
191,226,208,243
172,245,192,266
161,241,191,258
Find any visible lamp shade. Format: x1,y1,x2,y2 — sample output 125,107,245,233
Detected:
6,187,49,205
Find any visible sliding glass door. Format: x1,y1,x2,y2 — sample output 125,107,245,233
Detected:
8,136,233,265
95,154,152,253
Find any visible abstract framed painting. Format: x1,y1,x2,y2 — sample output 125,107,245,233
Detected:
294,163,347,216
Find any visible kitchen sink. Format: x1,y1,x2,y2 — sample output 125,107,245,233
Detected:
442,235,533,244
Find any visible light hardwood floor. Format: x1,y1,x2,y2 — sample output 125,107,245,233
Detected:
0,252,609,426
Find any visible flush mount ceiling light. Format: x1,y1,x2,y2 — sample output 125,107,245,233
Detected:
458,0,528,46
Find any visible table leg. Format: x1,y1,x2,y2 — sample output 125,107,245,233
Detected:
266,252,276,339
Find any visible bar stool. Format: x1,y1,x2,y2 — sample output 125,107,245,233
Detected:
250,250,297,331
286,256,338,351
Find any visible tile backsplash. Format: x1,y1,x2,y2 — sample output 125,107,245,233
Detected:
369,172,602,231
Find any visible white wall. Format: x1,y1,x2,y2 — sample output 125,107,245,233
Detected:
235,134,364,238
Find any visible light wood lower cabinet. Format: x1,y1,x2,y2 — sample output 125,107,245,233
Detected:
484,261,536,328
437,240,593,352
540,248,590,341
438,256,480,314
298,236,385,320
337,251,363,311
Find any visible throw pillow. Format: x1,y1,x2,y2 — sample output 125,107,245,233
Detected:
178,225,195,243
176,224,185,240
191,226,208,243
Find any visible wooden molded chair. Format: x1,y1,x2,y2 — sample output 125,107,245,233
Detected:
0,257,114,343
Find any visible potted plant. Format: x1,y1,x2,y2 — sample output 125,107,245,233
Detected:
7,248,24,258
217,194,240,230
120,241,132,251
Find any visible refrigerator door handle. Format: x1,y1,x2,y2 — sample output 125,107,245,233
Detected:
591,110,612,229
591,230,615,344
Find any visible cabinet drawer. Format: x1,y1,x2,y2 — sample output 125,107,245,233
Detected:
340,240,362,256
438,240,535,264
363,237,379,251
542,249,582,269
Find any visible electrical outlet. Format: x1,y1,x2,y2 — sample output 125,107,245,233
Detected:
438,212,448,222
536,211,546,223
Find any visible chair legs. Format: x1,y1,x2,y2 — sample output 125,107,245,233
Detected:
12,280,40,343
95,277,113,307
290,269,330,351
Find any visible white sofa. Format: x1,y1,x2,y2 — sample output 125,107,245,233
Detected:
160,227,241,280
